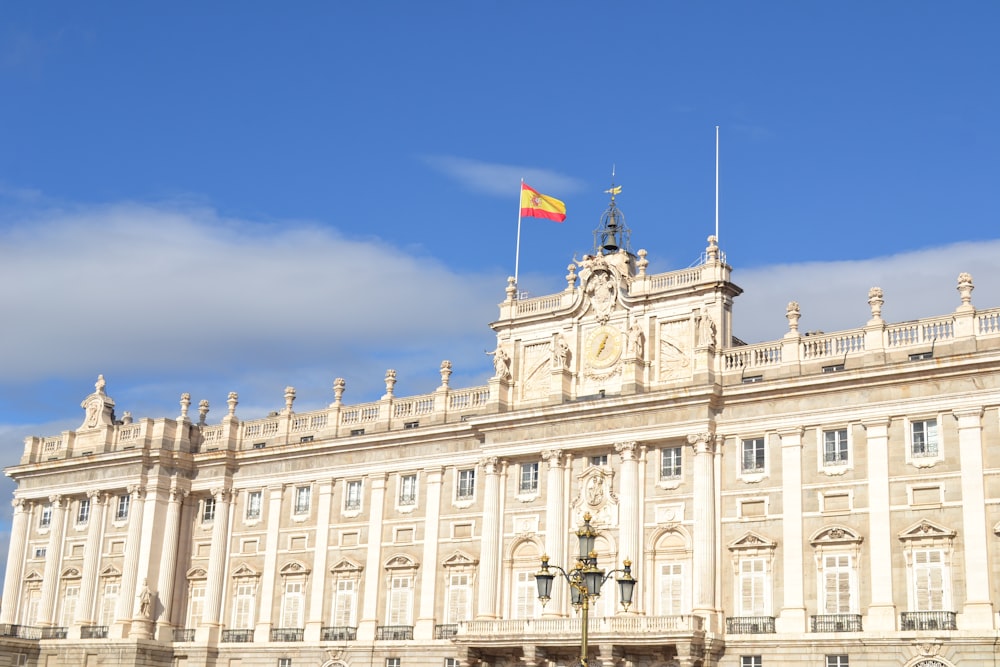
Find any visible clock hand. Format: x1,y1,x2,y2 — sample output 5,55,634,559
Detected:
597,335,608,355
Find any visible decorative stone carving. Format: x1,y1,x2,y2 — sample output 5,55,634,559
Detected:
586,270,618,323
505,276,517,301
627,320,645,360
226,392,238,417
479,457,500,475
705,235,720,263
636,248,648,276
614,441,639,462
136,579,153,618
957,272,974,311
332,378,346,406
868,286,884,323
565,263,577,290
540,449,563,469
198,399,209,424
439,360,452,387
80,375,116,430
696,307,717,349
551,335,570,370
658,319,692,381
686,432,717,455
786,301,801,336
383,371,396,398
488,346,511,381
179,393,191,420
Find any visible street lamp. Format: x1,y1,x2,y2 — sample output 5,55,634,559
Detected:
534,513,637,667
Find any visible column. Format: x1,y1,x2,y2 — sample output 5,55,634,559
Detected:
112,485,146,638
0,498,31,623
154,488,187,640
76,491,107,625
415,467,444,638
254,485,285,642
864,418,895,630
305,479,334,641
475,457,502,619
777,428,806,632
615,441,641,613
955,408,994,628
202,487,233,639
688,433,719,630
358,474,387,640
38,494,67,626
541,450,566,617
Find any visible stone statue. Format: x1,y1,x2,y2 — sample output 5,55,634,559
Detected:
627,321,645,359
137,579,153,618
487,346,511,380
551,336,570,369
697,307,717,349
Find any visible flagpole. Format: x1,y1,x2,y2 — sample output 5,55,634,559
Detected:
514,179,523,294
715,125,720,243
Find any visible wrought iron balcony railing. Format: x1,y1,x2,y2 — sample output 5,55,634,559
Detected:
810,614,862,632
40,626,67,639
321,626,357,641
0,624,42,640
725,616,776,634
435,624,458,639
173,628,196,642
221,629,254,643
80,625,108,639
376,625,413,640
900,611,957,631
270,628,304,642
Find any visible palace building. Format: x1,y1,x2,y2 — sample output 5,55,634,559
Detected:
3,192,1000,667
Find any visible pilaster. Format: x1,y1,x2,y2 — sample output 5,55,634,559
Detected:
155,488,187,640
954,407,994,628
475,457,503,619
0,498,31,623
76,491,106,626
358,474,387,641
201,486,232,634
415,467,444,638
863,418,896,630
255,484,286,642
541,449,566,617
777,427,806,633
687,432,719,630
305,479,335,642
615,440,642,614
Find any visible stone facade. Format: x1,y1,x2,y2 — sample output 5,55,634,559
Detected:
3,222,1000,667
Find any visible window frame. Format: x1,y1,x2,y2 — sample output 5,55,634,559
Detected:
660,446,682,479
826,656,849,667
293,485,312,516
115,494,130,521
398,474,418,507
456,469,476,501
519,462,539,494
76,498,91,525
245,490,262,521
202,497,216,523
39,504,52,529
906,416,944,467
740,437,766,474
344,479,363,514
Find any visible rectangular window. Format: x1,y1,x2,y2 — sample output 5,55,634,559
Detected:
387,576,413,625
823,429,849,465
740,658,762,667
913,548,946,611
658,562,684,615
513,570,539,619
399,475,417,506
519,462,539,493
278,660,292,667
457,469,475,499
660,447,682,478
739,558,768,615
232,582,257,629
39,505,52,528
187,583,206,628
202,497,216,523
246,491,262,520
77,498,91,525
294,486,311,515
826,657,848,667
822,554,853,613
445,660,460,667
281,580,304,628
345,480,362,511
741,438,766,473
446,573,472,624
590,455,608,467
33,547,46,559
116,494,130,521
386,660,400,667
59,585,79,627
911,419,939,457
333,579,357,627
100,581,119,627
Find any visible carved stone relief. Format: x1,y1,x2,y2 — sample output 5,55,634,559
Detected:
658,318,692,381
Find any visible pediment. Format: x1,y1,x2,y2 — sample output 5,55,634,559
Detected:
23,570,43,582
330,558,363,574
810,525,863,547
728,531,776,551
186,567,208,580
442,550,479,568
231,562,259,579
61,567,82,579
279,560,311,576
898,520,956,541
99,564,121,578
384,554,418,571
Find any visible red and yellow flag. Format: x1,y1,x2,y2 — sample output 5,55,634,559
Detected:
520,183,567,222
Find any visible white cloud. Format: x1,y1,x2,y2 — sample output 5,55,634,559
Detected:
421,155,586,197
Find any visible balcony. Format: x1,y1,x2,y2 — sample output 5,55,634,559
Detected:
0,624,42,640
457,615,701,647
221,629,254,643
435,624,458,639
40,626,67,639
270,628,304,642
376,625,413,640
810,614,862,633
80,625,108,639
173,628,196,642
726,616,776,634
321,626,357,641
900,611,957,631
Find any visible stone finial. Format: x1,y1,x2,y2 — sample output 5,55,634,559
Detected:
566,263,578,291
284,386,296,414
198,399,209,425
121,411,133,424
636,248,649,276
505,276,517,302
785,301,801,338
179,393,191,420
95,374,107,395
332,378,346,406
384,369,397,398
705,235,719,263
227,392,238,417
868,287,884,324
439,360,452,388
957,272,975,312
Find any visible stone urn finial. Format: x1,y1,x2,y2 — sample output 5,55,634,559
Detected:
198,399,209,425
705,235,719,263
227,392,239,417
868,287,885,324
957,272,975,312
636,248,649,276
439,360,452,388
785,301,801,338
384,369,397,398
505,276,517,301
284,386,296,414
332,378,346,406
179,393,191,420
566,263,577,291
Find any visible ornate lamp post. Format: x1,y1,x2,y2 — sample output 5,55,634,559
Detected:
534,513,637,667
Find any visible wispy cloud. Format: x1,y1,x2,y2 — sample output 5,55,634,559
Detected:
421,155,586,197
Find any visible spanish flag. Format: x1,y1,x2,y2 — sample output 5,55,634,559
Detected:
520,183,567,223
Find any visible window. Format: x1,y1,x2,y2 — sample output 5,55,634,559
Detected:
738,557,768,615
513,570,539,619
333,579,357,627
457,469,475,500
741,438,766,473
75,498,91,525
911,419,939,457
821,554,854,613
399,475,417,506
445,573,472,624
294,486,311,515
116,494,130,521
826,657,849,667
823,429,849,465
590,454,608,467
658,562,685,615
33,547,46,559
246,491,262,520
187,583,206,628
740,658,762,667
232,582,257,629
202,497,216,523
387,576,413,625
912,548,947,611
660,447,682,478
345,480,362,511
445,660,460,667
39,505,52,528
100,581,119,627
278,660,293,667
281,580,305,628
59,584,79,627
519,462,539,493
386,660,400,667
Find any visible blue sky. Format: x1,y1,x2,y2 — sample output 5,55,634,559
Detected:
1,3,999,580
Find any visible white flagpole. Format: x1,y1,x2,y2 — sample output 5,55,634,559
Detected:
514,179,524,294
715,125,720,243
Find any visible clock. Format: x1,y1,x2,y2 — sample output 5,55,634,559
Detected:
585,325,623,369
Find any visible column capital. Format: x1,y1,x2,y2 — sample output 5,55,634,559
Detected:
48,493,64,508
479,456,501,474
12,497,27,513
210,486,232,502
687,432,719,455
953,406,985,424
614,440,641,461
169,488,190,503
126,484,146,500
86,489,106,503
540,449,564,468
862,417,892,431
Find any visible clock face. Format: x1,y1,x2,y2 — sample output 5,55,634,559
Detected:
585,325,623,369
